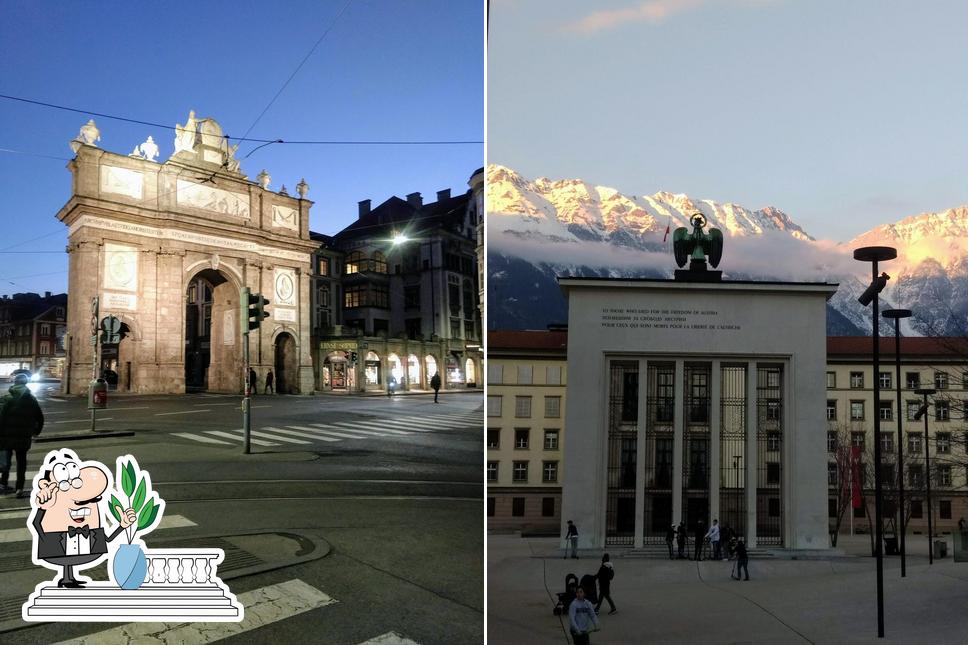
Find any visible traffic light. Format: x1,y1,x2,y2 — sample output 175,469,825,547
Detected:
350,351,358,363
240,287,270,334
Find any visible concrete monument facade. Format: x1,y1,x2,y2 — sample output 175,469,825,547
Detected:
559,277,837,551
58,114,318,394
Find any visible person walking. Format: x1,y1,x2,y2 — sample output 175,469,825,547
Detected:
734,537,750,581
568,586,600,645
264,369,274,394
564,519,579,559
706,519,723,560
387,375,397,397
694,520,706,561
676,521,686,559
594,554,616,615
666,524,675,560
430,372,441,403
0,373,44,498
248,368,257,395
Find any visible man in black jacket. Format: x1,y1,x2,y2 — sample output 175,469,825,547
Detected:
0,374,44,498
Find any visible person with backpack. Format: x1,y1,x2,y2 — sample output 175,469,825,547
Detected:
0,373,44,498
568,586,600,645
594,553,616,615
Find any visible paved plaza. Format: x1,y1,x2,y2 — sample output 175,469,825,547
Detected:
488,534,968,644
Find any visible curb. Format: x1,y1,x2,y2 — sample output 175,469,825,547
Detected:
35,431,135,443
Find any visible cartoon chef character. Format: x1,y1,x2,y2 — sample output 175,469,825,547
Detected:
28,449,137,588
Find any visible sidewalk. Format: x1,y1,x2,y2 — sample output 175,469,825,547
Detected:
488,534,968,644
317,387,483,397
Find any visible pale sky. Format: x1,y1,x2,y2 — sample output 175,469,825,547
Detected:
488,0,968,242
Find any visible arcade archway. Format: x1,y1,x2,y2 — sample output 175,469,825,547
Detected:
185,269,241,392
274,332,298,394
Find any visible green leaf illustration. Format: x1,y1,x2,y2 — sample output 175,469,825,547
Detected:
122,461,135,497
132,478,147,513
137,497,156,530
109,494,122,523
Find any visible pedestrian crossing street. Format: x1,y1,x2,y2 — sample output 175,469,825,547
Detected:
172,412,484,448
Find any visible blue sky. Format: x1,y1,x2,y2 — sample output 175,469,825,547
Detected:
0,0,483,295
488,0,968,242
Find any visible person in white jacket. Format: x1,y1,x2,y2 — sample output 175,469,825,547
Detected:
705,519,723,560
569,586,600,645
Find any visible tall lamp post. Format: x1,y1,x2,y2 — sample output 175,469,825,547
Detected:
913,388,936,565
854,245,895,639
882,307,911,577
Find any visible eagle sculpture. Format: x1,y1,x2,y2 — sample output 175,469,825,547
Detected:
673,213,724,269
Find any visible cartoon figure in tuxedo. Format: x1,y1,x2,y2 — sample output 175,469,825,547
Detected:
28,449,137,587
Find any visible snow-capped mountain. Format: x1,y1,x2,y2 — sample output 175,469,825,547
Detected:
487,164,968,336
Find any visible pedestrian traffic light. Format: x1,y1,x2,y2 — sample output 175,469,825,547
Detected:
240,287,270,334
350,351,358,363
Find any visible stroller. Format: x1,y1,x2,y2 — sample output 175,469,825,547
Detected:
552,573,579,616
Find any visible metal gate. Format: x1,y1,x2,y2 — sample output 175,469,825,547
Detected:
606,361,638,545
719,365,747,541
682,363,711,533
756,365,783,546
643,363,675,544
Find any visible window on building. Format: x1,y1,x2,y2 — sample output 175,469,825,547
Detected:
450,317,461,339
544,430,559,450
546,366,562,385
767,370,780,388
345,251,363,274
939,465,952,487
767,462,780,485
371,251,387,274
404,285,420,309
826,400,837,421
880,433,894,453
487,429,500,449
907,400,921,421
512,497,525,516
405,318,421,340
827,372,836,388
487,396,502,417
880,463,895,486
542,497,555,517
767,432,780,452
543,461,558,483
766,400,781,421
39,341,50,355
487,497,495,516
514,429,529,449
827,431,838,453
544,396,561,418
487,364,503,384
512,461,528,483
906,372,920,389
936,432,951,453
768,498,780,517
851,432,865,449
940,500,952,520
827,462,837,486
850,401,864,421
935,401,950,422
517,365,533,385
910,500,923,518
39,323,50,336
908,433,922,453
879,372,891,389
515,396,532,418
487,462,498,482
318,257,330,276
344,286,363,308
935,372,948,390
850,372,864,388
879,401,893,421
909,464,924,488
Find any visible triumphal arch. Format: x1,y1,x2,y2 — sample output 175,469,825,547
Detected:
58,113,317,394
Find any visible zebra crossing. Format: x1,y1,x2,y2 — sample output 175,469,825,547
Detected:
172,412,483,448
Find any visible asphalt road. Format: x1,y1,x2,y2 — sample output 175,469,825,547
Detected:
0,389,484,644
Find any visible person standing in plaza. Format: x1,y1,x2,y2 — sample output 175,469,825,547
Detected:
706,519,722,560
694,520,706,561
594,554,616,615
568,586,599,645
0,373,44,498
565,519,579,559
676,521,686,559
666,524,675,559
264,369,274,394
248,367,257,395
734,537,750,581
430,371,441,403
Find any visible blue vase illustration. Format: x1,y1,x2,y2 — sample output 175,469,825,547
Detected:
113,543,147,590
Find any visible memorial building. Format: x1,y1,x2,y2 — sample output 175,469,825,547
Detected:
559,216,838,550
58,114,317,394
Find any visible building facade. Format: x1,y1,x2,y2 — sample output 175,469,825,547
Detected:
310,176,483,394
0,292,68,380
58,115,317,395
486,329,567,532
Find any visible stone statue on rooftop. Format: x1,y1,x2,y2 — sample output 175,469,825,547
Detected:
174,110,199,154
131,135,159,162
70,119,101,153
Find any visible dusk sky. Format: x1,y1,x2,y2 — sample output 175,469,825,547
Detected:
0,1,483,295
488,0,968,243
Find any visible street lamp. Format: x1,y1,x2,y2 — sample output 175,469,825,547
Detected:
854,245,896,640
882,307,911,577
913,388,936,565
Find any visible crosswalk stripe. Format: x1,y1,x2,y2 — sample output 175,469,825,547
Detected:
0,514,196,544
50,578,336,644
298,425,370,440
397,415,482,426
249,430,311,445
332,421,412,435
325,427,391,437
173,432,232,445
357,632,422,645
373,419,440,432
261,426,341,442
204,430,279,447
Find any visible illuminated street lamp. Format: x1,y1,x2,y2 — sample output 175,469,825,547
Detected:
882,307,911,577
913,388,936,565
854,245,896,639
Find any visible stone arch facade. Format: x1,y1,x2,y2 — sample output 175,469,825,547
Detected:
59,116,318,394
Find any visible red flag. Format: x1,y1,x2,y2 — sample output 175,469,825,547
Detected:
851,446,862,509
662,216,671,243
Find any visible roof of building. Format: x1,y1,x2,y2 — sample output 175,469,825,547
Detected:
0,292,67,322
337,191,471,239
